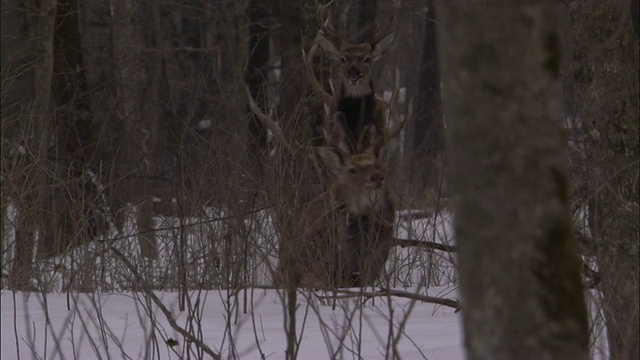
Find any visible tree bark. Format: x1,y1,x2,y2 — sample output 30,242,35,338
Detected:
436,1,590,358
246,0,270,186
10,0,57,289
412,0,444,197
110,0,158,259
356,0,377,43
569,2,639,359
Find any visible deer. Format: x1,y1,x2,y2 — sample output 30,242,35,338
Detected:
302,0,400,154
315,121,398,287
244,3,404,285
246,87,401,288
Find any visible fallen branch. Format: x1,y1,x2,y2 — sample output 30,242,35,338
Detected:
111,248,222,360
394,238,457,253
320,288,461,311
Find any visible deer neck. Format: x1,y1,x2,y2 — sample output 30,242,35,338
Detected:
337,92,378,152
346,187,387,215
341,80,374,98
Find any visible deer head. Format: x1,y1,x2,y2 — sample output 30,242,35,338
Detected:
316,33,394,98
303,1,399,102
316,143,389,214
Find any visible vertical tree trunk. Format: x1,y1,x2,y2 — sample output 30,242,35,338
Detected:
436,1,590,358
246,0,270,187
111,0,158,259
10,0,57,290
356,0,377,43
412,0,444,198
268,2,319,358
569,2,639,359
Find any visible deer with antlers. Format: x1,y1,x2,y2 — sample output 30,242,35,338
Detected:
246,87,400,287
244,1,403,288
303,0,399,154
316,120,398,287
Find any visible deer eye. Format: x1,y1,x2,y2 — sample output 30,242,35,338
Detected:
347,167,356,174
363,56,371,64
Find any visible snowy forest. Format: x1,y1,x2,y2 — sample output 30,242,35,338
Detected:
1,0,638,359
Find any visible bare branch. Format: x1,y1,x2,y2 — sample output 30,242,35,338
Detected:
111,247,222,360
321,288,461,311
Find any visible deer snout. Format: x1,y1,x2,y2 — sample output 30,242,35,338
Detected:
347,67,363,81
370,173,383,186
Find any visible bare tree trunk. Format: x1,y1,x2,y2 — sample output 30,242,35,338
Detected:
356,0,377,43
436,1,590,358
569,2,640,359
246,0,270,190
412,0,444,198
269,0,314,288
111,0,158,259
268,2,320,358
10,0,57,290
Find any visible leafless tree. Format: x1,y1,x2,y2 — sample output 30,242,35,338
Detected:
436,1,590,358
569,1,639,358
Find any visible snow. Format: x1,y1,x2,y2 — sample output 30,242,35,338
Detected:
1,207,607,359
1,209,466,359
1,287,464,359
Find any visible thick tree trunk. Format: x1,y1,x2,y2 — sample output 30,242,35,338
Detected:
246,0,270,187
10,0,57,289
268,0,321,289
111,0,158,259
356,0,377,43
412,0,444,197
436,2,590,358
569,2,640,359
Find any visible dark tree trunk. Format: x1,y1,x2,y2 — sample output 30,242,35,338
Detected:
246,0,270,186
357,0,377,43
110,0,159,259
436,1,590,358
412,0,444,198
10,0,58,290
569,2,639,359
36,0,100,259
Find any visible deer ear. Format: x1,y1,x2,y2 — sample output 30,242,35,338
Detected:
316,146,344,176
317,33,340,57
371,33,394,61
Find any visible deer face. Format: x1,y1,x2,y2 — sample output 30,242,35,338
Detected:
338,44,374,96
317,146,387,214
317,33,394,98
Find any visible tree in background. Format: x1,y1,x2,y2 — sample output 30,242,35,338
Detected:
569,1,639,358
436,1,590,358
5,0,57,290
412,0,445,202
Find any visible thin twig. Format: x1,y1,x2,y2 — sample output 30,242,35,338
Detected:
110,248,222,360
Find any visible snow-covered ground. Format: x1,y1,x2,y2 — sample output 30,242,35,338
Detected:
2,287,463,359
1,207,608,359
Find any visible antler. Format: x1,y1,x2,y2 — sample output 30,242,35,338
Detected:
244,86,291,149
371,68,409,154
302,0,342,107
371,0,401,45
302,34,335,107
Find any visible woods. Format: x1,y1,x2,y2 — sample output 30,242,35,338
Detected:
1,0,637,358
